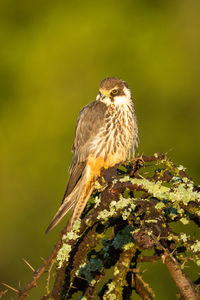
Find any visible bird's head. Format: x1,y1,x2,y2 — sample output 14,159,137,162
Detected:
96,77,132,105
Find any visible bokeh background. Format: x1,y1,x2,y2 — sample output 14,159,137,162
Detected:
0,0,200,299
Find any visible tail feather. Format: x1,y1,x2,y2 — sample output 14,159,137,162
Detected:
45,172,92,234
67,185,94,231
45,190,77,234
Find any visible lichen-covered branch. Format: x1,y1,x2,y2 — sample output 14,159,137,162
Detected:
2,153,200,300
47,153,200,299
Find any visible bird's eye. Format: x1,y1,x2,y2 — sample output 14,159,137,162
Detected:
111,89,119,96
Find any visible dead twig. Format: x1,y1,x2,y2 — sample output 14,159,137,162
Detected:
1,283,18,293
46,259,56,294
22,258,35,272
17,224,68,300
0,289,8,299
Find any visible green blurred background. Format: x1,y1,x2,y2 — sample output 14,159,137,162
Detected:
0,0,199,299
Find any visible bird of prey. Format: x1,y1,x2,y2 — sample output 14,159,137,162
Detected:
45,77,139,233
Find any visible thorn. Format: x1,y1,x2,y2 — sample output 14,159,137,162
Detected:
141,268,148,274
22,258,35,272
161,253,166,264
70,285,78,289
1,283,19,293
165,148,174,155
0,289,8,299
75,275,87,281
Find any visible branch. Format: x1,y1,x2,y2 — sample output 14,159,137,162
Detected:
2,153,200,299
18,225,68,300
163,251,199,300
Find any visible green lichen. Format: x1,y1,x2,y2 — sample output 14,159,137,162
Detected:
78,258,103,283
112,226,134,250
177,165,186,171
145,219,158,223
94,195,101,208
196,260,200,266
57,218,82,267
120,177,200,206
180,233,188,242
113,267,120,276
57,243,72,268
90,279,97,287
94,181,103,190
103,282,116,300
191,240,200,253
155,202,166,210
123,242,135,250
180,217,189,225
97,194,136,222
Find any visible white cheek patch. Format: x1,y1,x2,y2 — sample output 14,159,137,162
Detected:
114,87,132,105
114,95,130,105
123,86,131,98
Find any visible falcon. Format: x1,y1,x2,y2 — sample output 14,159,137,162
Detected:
46,77,139,233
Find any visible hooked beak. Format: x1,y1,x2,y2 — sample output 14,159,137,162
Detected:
100,90,109,100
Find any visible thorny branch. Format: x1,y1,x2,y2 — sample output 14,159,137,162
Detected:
1,153,200,299
17,226,68,300
164,251,199,300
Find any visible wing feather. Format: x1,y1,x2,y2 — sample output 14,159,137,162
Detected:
72,100,107,164
62,100,107,202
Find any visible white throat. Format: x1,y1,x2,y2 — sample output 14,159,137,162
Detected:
114,95,130,105
113,86,132,106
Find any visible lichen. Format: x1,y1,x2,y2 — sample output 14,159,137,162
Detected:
57,218,82,267
78,258,103,283
155,202,166,210
123,242,135,250
191,240,200,253
97,195,136,222
120,177,200,206
180,233,188,242
94,195,101,208
90,279,97,287
57,243,72,268
103,282,116,300
112,226,134,250
145,219,158,223
180,217,189,225
177,165,186,171
196,260,200,266
53,155,200,299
